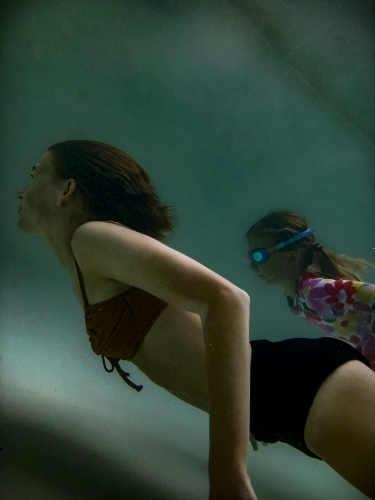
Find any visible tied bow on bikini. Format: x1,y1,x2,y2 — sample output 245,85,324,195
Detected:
101,355,143,392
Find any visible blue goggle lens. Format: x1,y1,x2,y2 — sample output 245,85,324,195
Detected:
249,249,269,263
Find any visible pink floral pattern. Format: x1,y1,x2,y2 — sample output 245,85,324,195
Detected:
286,266,375,372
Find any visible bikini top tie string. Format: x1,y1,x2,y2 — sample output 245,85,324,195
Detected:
101,355,143,392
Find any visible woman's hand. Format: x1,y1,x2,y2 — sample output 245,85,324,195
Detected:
209,472,258,500
250,432,268,452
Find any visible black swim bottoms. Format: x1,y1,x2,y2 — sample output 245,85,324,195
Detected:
249,337,370,460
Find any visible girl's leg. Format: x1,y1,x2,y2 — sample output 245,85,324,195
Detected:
304,360,375,499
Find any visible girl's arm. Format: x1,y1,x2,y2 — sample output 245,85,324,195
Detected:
71,221,253,497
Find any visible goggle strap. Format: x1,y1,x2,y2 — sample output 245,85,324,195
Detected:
273,228,315,251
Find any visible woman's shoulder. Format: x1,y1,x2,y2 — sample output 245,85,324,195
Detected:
71,220,140,257
70,220,139,286
73,219,130,236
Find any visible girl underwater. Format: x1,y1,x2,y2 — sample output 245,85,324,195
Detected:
16,141,375,499
246,211,375,372
246,215,375,498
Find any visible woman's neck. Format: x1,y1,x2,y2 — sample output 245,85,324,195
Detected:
43,216,87,270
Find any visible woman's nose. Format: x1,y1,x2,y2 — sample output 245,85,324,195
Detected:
16,188,25,198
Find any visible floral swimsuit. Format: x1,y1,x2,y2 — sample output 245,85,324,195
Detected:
286,266,375,372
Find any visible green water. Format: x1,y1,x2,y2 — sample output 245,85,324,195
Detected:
1,1,374,499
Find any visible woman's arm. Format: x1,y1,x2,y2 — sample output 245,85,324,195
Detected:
71,221,253,497
202,289,251,495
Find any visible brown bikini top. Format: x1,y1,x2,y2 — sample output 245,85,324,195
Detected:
73,220,168,391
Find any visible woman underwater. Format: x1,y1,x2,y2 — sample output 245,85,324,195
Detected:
16,140,375,500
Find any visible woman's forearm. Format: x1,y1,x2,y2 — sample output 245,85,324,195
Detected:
201,288,251,482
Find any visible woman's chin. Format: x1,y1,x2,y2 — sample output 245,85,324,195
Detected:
16,217,35,234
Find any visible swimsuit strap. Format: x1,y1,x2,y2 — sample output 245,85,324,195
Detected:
72,221,124,308
73,256,89,308
102,355,143,392
74,255,143,392
75,220,143,392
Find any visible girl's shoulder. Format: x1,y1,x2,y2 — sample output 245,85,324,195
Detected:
299,266,375,306
298,265,324,288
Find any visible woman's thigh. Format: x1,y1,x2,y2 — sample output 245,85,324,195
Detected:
304,360,375,499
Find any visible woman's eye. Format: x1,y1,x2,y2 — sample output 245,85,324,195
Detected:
29,174,34,178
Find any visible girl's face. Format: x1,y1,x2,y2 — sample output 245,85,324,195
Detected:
247,233,296,286
16,151,63,234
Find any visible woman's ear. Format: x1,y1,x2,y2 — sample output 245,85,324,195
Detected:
57,179,78,206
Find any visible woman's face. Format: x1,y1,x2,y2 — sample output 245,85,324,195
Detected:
247,233,292,286
16,151,63,234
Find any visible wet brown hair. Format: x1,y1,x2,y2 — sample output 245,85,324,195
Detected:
48,140,174,241
246,210,375,281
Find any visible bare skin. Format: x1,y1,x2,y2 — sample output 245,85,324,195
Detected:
304,359,375,499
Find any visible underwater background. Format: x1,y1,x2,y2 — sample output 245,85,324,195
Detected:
1,1,374,498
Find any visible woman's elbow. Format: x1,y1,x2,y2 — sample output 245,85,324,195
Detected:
223,286,250,309
198,283,250,321
237,288,250,308
214,285,250,315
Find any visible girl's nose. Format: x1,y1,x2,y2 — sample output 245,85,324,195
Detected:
16,188,25,198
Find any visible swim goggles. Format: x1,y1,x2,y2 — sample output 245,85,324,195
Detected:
248,228,316,264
